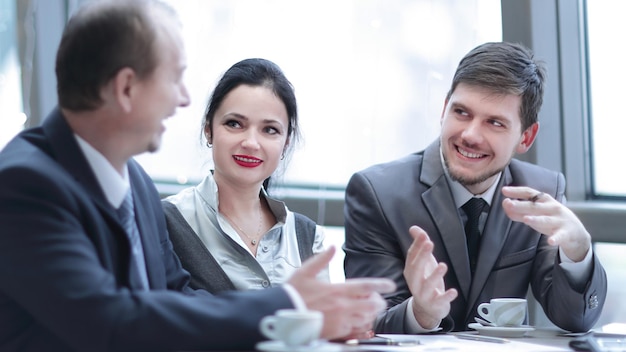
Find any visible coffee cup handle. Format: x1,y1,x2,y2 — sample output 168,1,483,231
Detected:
477,302,493,322
259,316,279,340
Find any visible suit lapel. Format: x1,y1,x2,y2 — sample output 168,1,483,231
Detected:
423,182,473,300
42,108,118,221
420,142,473,300
128,162,164,289
42,108,145,289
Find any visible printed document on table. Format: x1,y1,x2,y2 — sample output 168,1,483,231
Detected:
341,334,571,351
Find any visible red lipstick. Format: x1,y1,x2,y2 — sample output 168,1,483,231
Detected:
233,155,262,168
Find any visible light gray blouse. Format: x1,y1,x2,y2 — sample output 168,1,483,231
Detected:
164,173,328,290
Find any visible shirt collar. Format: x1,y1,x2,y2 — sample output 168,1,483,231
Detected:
439,147,501,209
195,172,288,224
74,134,129,208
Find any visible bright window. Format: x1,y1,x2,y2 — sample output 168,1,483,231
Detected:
135,0,502,188
586,1,626,197
0,0,26,149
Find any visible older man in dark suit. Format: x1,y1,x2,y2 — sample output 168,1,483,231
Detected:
0,1,394,351
344,42,606,334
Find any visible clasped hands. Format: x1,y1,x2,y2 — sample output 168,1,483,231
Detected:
404,186,591,330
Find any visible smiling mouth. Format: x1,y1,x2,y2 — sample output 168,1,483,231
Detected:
457,146,485,159
233,155,261,163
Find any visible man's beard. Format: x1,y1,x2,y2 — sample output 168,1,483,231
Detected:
443,153,504,187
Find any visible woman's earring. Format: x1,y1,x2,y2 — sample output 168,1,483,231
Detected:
206,142,212,148
280,152,285,160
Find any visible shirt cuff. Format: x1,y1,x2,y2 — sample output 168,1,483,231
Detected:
282,283,307,310
559,246,593,284
404,297,442,333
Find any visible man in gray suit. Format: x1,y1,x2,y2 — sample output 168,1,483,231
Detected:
344,42,606,333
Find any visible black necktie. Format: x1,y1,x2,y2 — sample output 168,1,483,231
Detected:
462,197,486,276
117,191,150,289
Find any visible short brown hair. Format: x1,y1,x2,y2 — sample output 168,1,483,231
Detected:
55,0,176,111
446,42,546,131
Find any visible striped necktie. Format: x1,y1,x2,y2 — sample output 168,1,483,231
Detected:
117,191,150,289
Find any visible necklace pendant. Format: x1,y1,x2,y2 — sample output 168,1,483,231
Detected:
251,239,257,245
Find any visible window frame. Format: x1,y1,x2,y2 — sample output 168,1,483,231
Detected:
502,0,625,244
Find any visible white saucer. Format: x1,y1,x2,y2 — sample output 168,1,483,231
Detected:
468,322,535,338
256,340,341,352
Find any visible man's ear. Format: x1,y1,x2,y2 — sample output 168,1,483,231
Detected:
440,98,449,126
516,122,540,154
111,67,137,113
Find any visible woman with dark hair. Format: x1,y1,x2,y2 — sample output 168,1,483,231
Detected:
163,58,328,293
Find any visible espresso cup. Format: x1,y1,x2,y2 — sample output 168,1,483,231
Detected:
478,298,527,327
259,309,323,346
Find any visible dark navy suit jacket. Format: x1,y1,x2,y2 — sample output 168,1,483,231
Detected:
344,140,607,333
0,108,293,352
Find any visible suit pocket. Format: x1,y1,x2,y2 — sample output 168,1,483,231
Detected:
493,246,536,270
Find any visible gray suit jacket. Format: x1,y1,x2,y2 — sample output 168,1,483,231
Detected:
344,140,606,333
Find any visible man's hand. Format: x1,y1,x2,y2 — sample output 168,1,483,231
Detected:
502,186,591,262
287,246,396,340
404,226,457,329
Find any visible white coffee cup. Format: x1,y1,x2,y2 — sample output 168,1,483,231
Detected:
478,298,527,327
259,309,323,346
